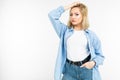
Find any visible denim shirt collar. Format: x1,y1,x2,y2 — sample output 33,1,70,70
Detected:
68,27,89,33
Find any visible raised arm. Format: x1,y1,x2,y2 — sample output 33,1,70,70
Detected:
48,1,81,38
48,6,66,38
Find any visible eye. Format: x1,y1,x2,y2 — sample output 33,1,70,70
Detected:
70,13,73,16
75,13,79,16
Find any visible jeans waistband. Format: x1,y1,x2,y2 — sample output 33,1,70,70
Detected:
66,54,91,66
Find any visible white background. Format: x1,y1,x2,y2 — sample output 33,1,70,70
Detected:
0,0,120,80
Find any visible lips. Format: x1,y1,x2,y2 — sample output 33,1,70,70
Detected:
71,20,76,22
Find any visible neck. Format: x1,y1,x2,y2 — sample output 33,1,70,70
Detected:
74,25,82,30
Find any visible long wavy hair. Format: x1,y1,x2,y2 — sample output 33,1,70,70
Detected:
67,3,89,30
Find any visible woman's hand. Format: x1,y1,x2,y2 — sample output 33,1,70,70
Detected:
80,61,96,69
64,1,81,10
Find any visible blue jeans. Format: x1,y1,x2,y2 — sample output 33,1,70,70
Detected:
62,61,93,80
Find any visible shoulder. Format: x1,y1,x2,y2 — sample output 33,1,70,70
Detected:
85,29,100,41
85,29,97,36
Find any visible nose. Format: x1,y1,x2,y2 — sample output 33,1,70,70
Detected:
71,15,76,19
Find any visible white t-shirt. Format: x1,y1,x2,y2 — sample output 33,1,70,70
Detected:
67,30,89,61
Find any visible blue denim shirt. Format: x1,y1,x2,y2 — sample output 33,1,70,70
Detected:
48,6,105,80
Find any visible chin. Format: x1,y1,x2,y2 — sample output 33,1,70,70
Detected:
72,23,78,26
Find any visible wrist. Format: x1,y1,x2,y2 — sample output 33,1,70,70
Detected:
64,1,81,10
91,60,96,66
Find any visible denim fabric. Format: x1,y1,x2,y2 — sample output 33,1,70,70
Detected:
62,62,92,80
48,6,105,80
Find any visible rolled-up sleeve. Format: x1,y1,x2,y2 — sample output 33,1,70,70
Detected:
48,6,67,38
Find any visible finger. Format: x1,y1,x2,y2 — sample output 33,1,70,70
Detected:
80,64,85,67
72,1,80,6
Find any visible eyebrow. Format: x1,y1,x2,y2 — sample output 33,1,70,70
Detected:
70,12,80,14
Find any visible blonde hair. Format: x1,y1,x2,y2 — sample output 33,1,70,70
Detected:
67,3,89,30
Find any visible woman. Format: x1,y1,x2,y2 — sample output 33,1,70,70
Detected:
48,1,105,80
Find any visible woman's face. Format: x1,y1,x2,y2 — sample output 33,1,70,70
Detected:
70,7,82,26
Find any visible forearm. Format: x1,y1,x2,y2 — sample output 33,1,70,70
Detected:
48,6,64,20
64,5,72,10
92,55,105,66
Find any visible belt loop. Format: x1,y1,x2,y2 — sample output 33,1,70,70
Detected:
80,61,82,65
